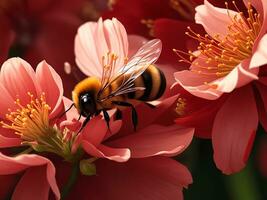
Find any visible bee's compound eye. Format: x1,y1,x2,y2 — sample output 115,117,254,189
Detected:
79,93,96,116
81,94,92,105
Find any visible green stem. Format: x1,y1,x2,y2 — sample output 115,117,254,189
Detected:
224,163,261,200
60,162,79,200
14,147,33,156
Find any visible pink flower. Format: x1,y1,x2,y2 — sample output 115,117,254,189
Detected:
173,0,267,174
72,18,194,199
61,95,194,200
0,57,193,199
0,57,68,199
74,17,176,96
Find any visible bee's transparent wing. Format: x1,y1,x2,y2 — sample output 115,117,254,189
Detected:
98,39,162,101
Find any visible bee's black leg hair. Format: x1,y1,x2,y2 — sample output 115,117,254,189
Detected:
102,110,111,131
77,115,91,133
112,101,138,131
59,103,74,118
115,109,122,120
145,102,156,108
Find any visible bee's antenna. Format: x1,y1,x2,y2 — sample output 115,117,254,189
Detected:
59,103,74,118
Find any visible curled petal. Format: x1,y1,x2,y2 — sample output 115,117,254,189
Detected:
212,86,258,174
35,61,63,118
12,166,50,200
250,34,267,68
0,134,21,148
195,0,238,38
0,58,40,105
109,125,194,158
174,70,223,100
0,153,60,199
174,59,258,100
82,141,130,162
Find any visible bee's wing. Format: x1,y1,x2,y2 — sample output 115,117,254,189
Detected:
98,39,162,101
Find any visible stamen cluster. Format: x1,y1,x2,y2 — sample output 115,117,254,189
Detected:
174,2,261,78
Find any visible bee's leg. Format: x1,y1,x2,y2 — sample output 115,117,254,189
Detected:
102,110,111,131
78,113,82,121
112,101,138,131
145,102,156,108
78,115,91,133
115,109,122,120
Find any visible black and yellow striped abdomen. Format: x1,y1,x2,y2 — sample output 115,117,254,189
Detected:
128,65,166,101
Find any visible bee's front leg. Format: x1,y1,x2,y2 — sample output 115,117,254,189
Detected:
78,114,91,133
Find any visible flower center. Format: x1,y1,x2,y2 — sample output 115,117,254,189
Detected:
174,1,262,78
169,0,196,21
1,92,79,162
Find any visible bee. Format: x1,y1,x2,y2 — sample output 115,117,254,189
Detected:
72,39,166,131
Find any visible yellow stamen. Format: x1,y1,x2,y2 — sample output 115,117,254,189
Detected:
175,98,186,116
1,92,51,141
175,1,261,78
1,92,78,162
101,52,119,83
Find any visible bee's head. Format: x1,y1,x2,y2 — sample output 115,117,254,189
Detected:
79,92,96,116
72,77,101,116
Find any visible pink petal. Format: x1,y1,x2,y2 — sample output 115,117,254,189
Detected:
81,116,107,146
195,0,238,37
212,59,258,93
102,18,129,67
0,153,60,199
75,18,128,77
75,21,101,76
250,34,267,68
0,83,16,118
212,86,258,174
12,166,50,200
67,157,192,200
175,58,258,100
35,60,63,118
82,141,130,162
0,58,40,105
103,118,122,140
109,125,194,158
0,134,21,148
174,70,222,100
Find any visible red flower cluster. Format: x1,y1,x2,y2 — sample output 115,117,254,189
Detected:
0,0,267,199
